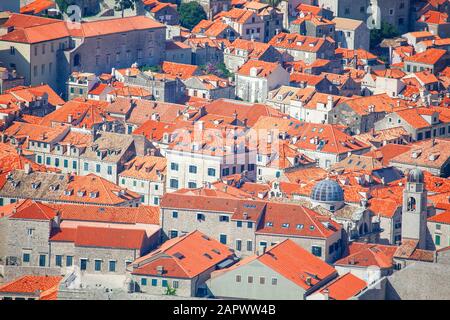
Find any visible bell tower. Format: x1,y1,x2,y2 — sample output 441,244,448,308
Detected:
401,168,428,249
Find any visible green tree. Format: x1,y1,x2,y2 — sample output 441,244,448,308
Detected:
165,284,177,295
262,0,283,8
178,2,207,30
114,0,138,18
370,22,399,49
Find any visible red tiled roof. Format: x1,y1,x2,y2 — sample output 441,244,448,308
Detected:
20,0,55,14
257,202,342,239
317,273,367,300
212,239,337,290
405,48,447,65
335,242,398,269
10,199,57,220
428,210,450,224
0,275,62,298
237,60,279,77
131,230,234,278
51,203,159,225
269,32,333,53
50,225,147,250
162,61,199,80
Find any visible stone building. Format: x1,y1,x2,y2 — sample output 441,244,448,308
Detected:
317,0,411,34
268,33,336,64
160,193,343,262
0,169,141,207
3,199,160,276
333,17,370,51
119,70,186,104
129,230,237,297
0,14,166,96
223,38,282,73
2,122,149,184
207,239,338,300
118,155,166,206
235,60,290,103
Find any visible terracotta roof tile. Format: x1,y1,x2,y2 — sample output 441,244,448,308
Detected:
50,225,147,250
131,230,235,278
317,273,367,300
0,275,62,298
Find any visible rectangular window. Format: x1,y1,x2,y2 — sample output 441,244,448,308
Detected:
236,239,242,251
109,260,116,272
96,164,101,173
170,162,179,171
188,182,197,189
141,278,147,286
208,168,216,176
172,211,178,218
260,277,265,285
63,159,68,168
219,215,229,222
248,276,253,284
272,278,278,285
173,280,179,289
55,158,60,167
222,168,230,176
84,162,89,171
162,280,168,287
95,260,102,271
170,179,178,189
66,256,73,267
80,258,87,270
219,234,227,244
312,246,322,257
55,255,62,267
236,275,241,282
107,166,112,175
170,230,178,238
151,279,157,286
247,222,253,229
435,234,441,246
237,221,242,228
39,254,46,267
247,240,253,251
73,161,77,170
197,213,205,221
46,157,51,165
23,253,30,263
37,155,42,163
189,165,197,174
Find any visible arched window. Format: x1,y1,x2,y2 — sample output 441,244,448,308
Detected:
407,197,416,211
74,54,81,67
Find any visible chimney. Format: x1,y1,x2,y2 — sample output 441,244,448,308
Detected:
326,95,333,109
196,121,204,131
305,277,312,286
323,288,329,300
156,265,164,275
24,162,32,175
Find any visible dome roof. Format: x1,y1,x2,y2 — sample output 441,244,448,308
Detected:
310,179,344,203
407,168,424,183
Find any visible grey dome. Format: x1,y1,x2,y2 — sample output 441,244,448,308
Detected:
311,179,344,203
408,168,424,183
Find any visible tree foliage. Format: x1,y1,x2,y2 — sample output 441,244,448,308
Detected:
114,0,138,17
261,0,283,8
178,2,207,30
370,22,399,49
165,284,177,295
